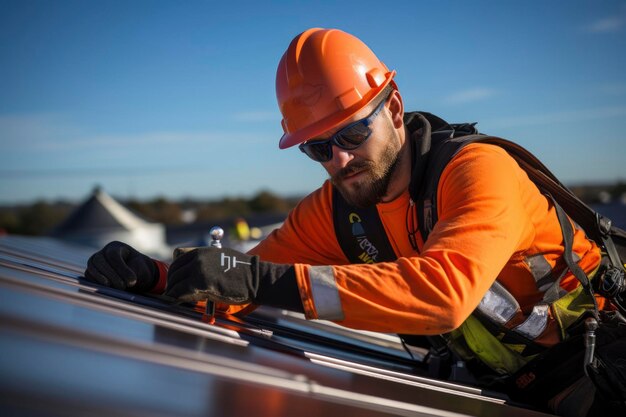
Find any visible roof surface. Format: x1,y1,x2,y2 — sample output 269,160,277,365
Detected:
0,235,553,417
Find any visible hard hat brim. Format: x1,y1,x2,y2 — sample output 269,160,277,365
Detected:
278,73,396,150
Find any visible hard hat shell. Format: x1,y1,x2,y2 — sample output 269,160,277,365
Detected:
276,28,396,149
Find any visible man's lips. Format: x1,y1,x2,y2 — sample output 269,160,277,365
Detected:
343,168,363,179
332,161,370,184
334,161,369,180
338,167,366,182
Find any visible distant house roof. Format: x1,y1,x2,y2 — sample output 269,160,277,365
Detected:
52,187,156,235
50,187,169,257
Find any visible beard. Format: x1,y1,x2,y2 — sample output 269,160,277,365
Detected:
331,136,401,209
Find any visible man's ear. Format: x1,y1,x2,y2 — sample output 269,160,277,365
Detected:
388,89,404,129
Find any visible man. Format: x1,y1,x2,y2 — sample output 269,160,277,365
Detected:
85,28,623,416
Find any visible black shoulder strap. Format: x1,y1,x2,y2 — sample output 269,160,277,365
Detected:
551,197,599,314
413,132,626,272
332,187,397,264
403,111,481,242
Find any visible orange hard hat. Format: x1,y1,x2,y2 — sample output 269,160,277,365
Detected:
276,28,397,149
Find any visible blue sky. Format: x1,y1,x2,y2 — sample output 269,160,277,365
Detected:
1,0,625,204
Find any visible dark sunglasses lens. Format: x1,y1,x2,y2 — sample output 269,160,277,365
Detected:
302,142,332,162
334,122,370,149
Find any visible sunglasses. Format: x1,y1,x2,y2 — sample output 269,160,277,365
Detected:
298,97,388,162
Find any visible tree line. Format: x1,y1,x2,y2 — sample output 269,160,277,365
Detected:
0,190,300,236
1,182,624,237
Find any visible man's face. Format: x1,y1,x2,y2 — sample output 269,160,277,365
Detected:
321,103,402,208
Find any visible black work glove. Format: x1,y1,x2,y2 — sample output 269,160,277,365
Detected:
84,241,158,293
165,247,303,312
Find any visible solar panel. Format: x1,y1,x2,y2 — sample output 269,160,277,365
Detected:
0,236,551,416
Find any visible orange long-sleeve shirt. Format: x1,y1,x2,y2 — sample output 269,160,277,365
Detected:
249,143,601,336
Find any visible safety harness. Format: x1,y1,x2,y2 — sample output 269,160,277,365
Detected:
333,111,626,377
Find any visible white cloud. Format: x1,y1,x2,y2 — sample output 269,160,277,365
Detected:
585,7,626,33
586,17,624,33
599,82,626,96
0,113,81,147
61,131,209,150
485,105,626,129
232,111,277,122
441,87,498,105
0,112,252,152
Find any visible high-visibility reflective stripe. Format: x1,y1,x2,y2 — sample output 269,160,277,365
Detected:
513,304,549,340
542,283,568,304
526,251,581,294
309,266,345,321
525,254,553,292
476,281,519,325
526,249,583,303
478,282,550,341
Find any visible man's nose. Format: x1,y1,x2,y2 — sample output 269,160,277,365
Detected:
328,144,354,169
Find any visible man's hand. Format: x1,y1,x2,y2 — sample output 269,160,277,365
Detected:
84,241,158,293
166,247,260,304
165,247,304,312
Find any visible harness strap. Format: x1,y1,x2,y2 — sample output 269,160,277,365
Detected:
597,212,626,271
552,198,600,316
332,187,396,264
332,111,625,375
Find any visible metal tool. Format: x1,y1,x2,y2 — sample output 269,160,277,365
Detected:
583,317,598,376
203,226,224,324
